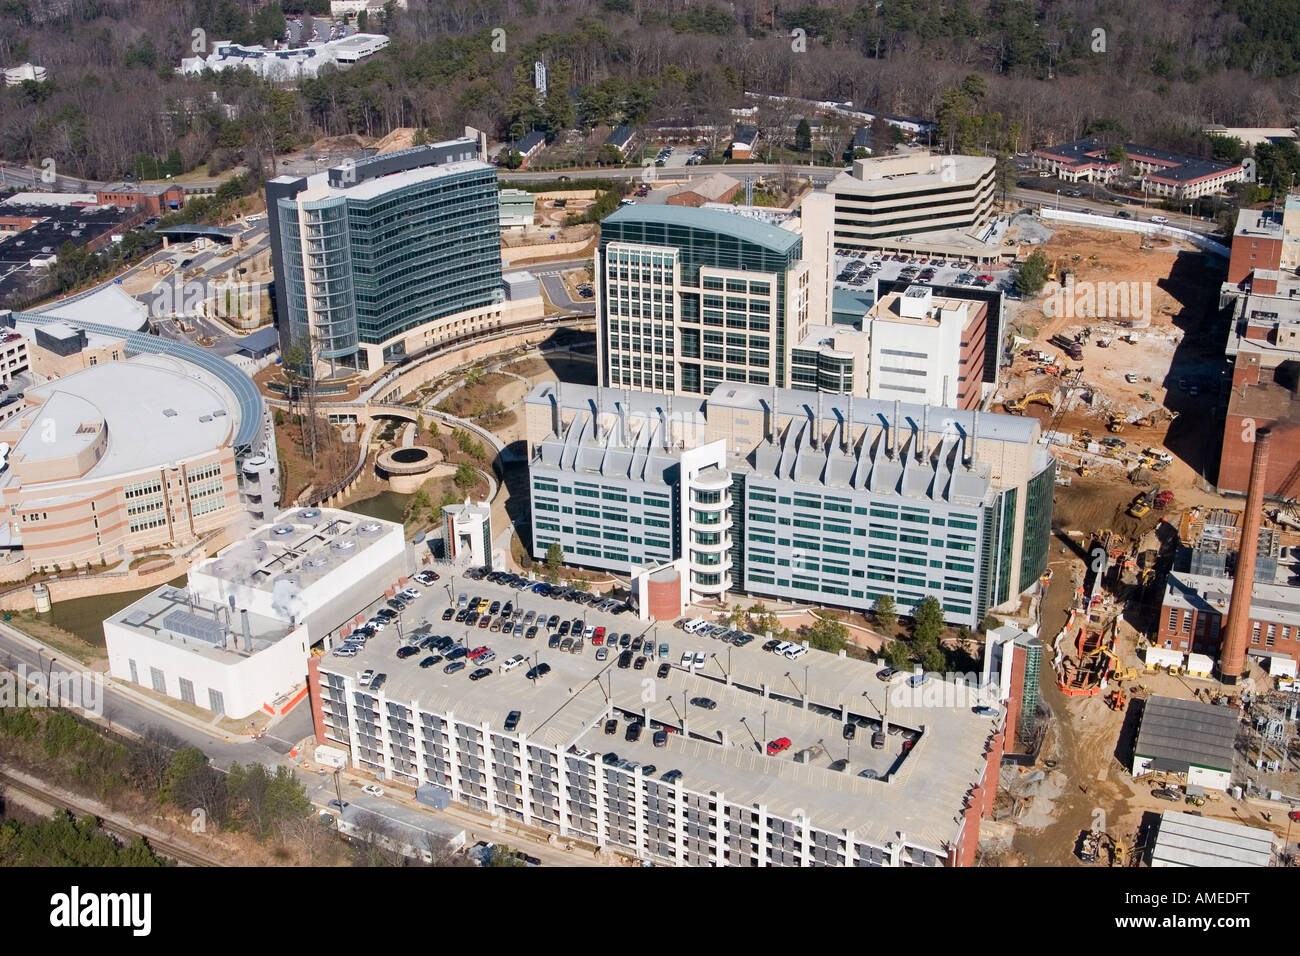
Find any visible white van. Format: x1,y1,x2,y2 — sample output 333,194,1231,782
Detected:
782,644,808,660
682,617,708,634
1149,215,1169,225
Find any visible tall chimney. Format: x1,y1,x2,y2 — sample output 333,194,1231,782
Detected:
1220,429,1271,683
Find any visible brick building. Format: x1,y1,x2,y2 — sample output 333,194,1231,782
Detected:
1218,354,1300,497
95,183,186,217
1158,570,1300,670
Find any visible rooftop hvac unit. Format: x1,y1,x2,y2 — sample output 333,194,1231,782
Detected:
163,610,226,646
300,555,331,578
271,524,296,537
357,521,383,538
298,508,322,522
330,539,357,555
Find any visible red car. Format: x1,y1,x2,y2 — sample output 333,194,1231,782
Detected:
594,626,606,642
478,615,491,628
766,737,792,756
977,274,995,282
469,646,490,659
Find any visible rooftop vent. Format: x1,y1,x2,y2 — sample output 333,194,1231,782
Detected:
357,521,383,538
330,539,357,555
213,409,227,417
163,408,177,417
123,610,149,627
199,415,213,422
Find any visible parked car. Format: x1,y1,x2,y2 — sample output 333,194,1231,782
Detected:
657,662,671,679
843,723,856,740
361,783,384,796
766,737,792,756
693,650,707,667
419,656,441,669
396,646,420,659
504,710,521,732
625,722,643,743
653,730,668,748
973,705,999,718
661,769,683,784
468,667,493,681
525,662,551,680
443,661,467,674
690,697,717,711
617,650,634,669
633,656,648,671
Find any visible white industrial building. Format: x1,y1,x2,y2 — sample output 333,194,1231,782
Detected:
1150,810,1274,867
1132,696,1239,791
104,508,406,718
178,34,390,81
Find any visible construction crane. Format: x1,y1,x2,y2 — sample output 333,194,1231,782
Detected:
1040,367,1086,448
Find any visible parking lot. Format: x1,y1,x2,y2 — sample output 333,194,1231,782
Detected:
833,250,1015,296
319,566,1003,849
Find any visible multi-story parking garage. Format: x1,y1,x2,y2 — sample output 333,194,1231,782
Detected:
309,575,1006,867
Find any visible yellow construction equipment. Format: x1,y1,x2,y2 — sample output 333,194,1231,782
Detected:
1077,464,1091,477
1108,416,1125,433
1004,392,1056,415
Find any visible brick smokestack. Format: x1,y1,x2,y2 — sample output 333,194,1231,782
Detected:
1220,428,1272,683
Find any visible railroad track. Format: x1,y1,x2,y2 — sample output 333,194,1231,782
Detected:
0,770,229,867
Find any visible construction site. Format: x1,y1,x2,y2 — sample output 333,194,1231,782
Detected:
978,219,1300,867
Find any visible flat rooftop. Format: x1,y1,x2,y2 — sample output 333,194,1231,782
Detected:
305,159,493,203
321,576,1001,853
869,287,976,328
1234,208,1285,240
199,508,400,598
1163,570,1300,628
832,151,993,195
31,283,148,332
107,584,292,663
1135,696,1238,773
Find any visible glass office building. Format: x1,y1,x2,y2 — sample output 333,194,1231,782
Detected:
598,206,809,397
268,140,502,374
526,382,1055,626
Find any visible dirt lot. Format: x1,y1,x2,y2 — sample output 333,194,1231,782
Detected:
1003,222,1237,520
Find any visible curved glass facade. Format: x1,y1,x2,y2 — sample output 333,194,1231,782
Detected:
275,161,502,370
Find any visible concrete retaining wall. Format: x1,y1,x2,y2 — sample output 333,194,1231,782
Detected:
1039,208,1229,258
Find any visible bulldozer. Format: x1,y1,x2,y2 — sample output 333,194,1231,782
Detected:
1005,392,1056,415
1077,463,1091,477
1108,419,1125,434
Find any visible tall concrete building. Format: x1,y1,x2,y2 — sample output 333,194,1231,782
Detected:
826,149,1000,261
525,382,1055,626
267,134,541,377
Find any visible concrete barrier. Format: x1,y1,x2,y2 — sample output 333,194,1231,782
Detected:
1039,208,1229,258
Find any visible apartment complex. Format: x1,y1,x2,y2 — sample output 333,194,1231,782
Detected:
825,150,999,260
310,573,1007,867
525,382,1054,626
1032,138,1245,200
268,136,541,376
597,205,809,397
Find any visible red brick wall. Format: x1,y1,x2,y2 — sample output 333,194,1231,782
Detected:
1219,413,1300,495
1158,601,1300,666
1229,236,1281,285
956,303,989,410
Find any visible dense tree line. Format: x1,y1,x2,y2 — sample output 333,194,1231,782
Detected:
3,1,1300,185
0,811,173,866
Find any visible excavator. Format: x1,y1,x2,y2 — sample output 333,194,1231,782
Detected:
1005,392,1056,415
1128,486,1159,519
